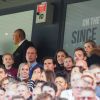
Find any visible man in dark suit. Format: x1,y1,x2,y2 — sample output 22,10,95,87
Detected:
13,29,34,69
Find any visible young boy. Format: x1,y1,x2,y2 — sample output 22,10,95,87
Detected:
74,47,87,63
2,53,17,79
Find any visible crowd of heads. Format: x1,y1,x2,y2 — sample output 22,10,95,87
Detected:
0,29,100,100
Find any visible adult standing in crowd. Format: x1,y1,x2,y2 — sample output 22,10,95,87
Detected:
26,46,42,79
13,29,34,68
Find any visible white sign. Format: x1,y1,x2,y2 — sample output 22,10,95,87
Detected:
36,2,47,23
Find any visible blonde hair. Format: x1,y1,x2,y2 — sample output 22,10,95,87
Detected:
17,63,29,78
82,71,96,89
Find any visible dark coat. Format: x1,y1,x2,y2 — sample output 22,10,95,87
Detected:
13,40,34,68
87,48,100,67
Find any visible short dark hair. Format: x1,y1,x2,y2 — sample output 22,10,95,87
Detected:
43,56,57,65
14,29,26,39
41,82,57,93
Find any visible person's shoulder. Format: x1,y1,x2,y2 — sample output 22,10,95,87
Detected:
96,96,100,100
60,89,72,97
21,40,34,48
60,89,74,100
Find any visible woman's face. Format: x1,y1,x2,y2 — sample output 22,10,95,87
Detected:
57,51,66,65
84,43,94,55
20,64,29,79
40,72,47,81
32,67,42,80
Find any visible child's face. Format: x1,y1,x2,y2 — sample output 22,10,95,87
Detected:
64,58,73,70
84,43,94,55
3,55,14,66
74,50,86,63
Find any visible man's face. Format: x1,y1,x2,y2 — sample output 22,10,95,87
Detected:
3,55,14,67
72,80,86,98
13,32,20,45
90,68,100,83
79,90,96,100
0,68,7,81
17,85,29,98
74,50,86,63
44,59,55,71
42,86,56,98
82,76,94,88
71,73,82,87
26,47,37,63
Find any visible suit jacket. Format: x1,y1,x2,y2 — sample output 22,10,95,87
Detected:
13,40,34,68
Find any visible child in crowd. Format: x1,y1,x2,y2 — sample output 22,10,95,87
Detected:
64,56,74,71
2,53,17,79
74,47,87,63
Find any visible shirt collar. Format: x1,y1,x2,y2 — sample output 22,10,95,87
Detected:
18,39,26,46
